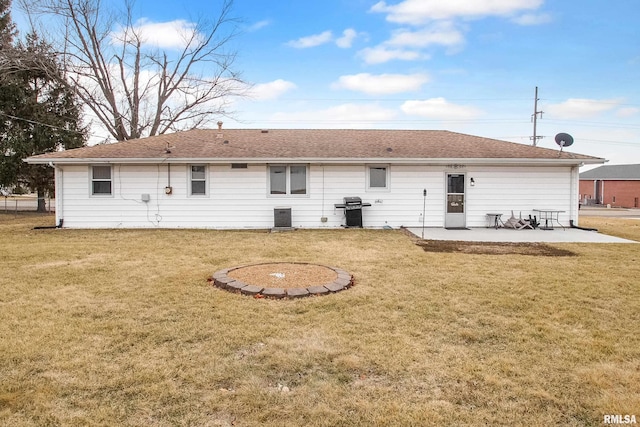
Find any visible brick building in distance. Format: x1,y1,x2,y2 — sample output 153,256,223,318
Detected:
580,164,640,208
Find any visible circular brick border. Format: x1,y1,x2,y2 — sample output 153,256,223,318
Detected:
211,263,354,299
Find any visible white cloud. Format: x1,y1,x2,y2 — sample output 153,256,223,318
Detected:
332,73,430,95
247,20,271,32
336,29,358,48
370,0,543,24
386,22,465,48
287,28,361,49
511,13,552,25
357,22,464,64
111,18,203,50
616,107,639,118
363,1,549,64
401,98,483,120
286,30,333,48
270,103,397,128
250,79,297,100
359,47,424,64
546,98,619,119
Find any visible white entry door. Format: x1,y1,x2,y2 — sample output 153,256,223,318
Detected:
445,173,466,228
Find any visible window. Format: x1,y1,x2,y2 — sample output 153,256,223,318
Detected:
91,165,112,195
290,166,307,194
367,166,389,190
269,165,307,196
447,174,465,194
270,166,287,195
190,165,207,195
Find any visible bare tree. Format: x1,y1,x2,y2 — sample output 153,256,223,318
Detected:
20,0,246,141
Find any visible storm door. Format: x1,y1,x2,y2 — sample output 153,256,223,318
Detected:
445,173,466,228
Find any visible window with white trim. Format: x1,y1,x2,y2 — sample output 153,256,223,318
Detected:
367,165,389,190
269,165,307,196
190,165,207,196
91,165,112,195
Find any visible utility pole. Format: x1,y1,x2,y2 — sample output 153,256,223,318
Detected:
531,86,544,146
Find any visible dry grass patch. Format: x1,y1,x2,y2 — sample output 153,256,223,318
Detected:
0,214,639,426
579,216,640,242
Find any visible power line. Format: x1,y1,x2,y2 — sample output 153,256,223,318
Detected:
0,112,85,134
0,111,112,141
540,98,640,107
3,109,637,148
578,138,640,146
237,118,530,124
265,97,640,107
543,119,640,129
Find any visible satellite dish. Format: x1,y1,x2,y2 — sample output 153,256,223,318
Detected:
555,133,574,149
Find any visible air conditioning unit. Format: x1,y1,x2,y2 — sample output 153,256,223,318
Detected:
274,207,292,228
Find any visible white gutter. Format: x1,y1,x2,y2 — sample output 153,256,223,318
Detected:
27,157,606,166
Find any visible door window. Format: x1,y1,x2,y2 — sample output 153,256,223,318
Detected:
447,174,465,194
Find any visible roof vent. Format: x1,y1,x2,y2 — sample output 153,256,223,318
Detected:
386,147,393,153
261,129,269,133
217,121,223,130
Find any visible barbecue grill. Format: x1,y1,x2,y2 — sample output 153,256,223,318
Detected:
334,196,372,228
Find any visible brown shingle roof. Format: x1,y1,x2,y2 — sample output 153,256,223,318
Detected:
26,128,604,163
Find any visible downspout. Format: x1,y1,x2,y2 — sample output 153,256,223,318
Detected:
570,220,598,231
320,165,328,223
570,165,578,225
34,164,64,230
322,166,325,218
570,166,598,231
56,165,64,228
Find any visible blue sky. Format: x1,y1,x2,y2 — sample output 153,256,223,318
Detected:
14,0,640,167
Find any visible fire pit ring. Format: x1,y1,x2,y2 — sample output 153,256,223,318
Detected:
211,262,353,299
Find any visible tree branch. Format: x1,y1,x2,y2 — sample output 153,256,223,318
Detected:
19,0,246,142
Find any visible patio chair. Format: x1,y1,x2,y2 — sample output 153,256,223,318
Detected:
503,211,533,230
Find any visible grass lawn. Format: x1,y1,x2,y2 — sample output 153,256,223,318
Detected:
1,214,639,426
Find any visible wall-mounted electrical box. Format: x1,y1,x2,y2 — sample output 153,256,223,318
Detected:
165,186,173,195
141,193,150,202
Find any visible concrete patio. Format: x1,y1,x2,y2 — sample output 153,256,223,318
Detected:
405,226,637,243
404,207,640,243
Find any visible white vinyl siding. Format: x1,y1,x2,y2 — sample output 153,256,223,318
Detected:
463,167,574,227
56,164,575,229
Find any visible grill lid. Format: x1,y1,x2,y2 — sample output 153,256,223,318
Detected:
343,196,362,205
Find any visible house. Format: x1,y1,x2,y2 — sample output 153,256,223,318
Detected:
579,164,640,208
25,127,605,229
